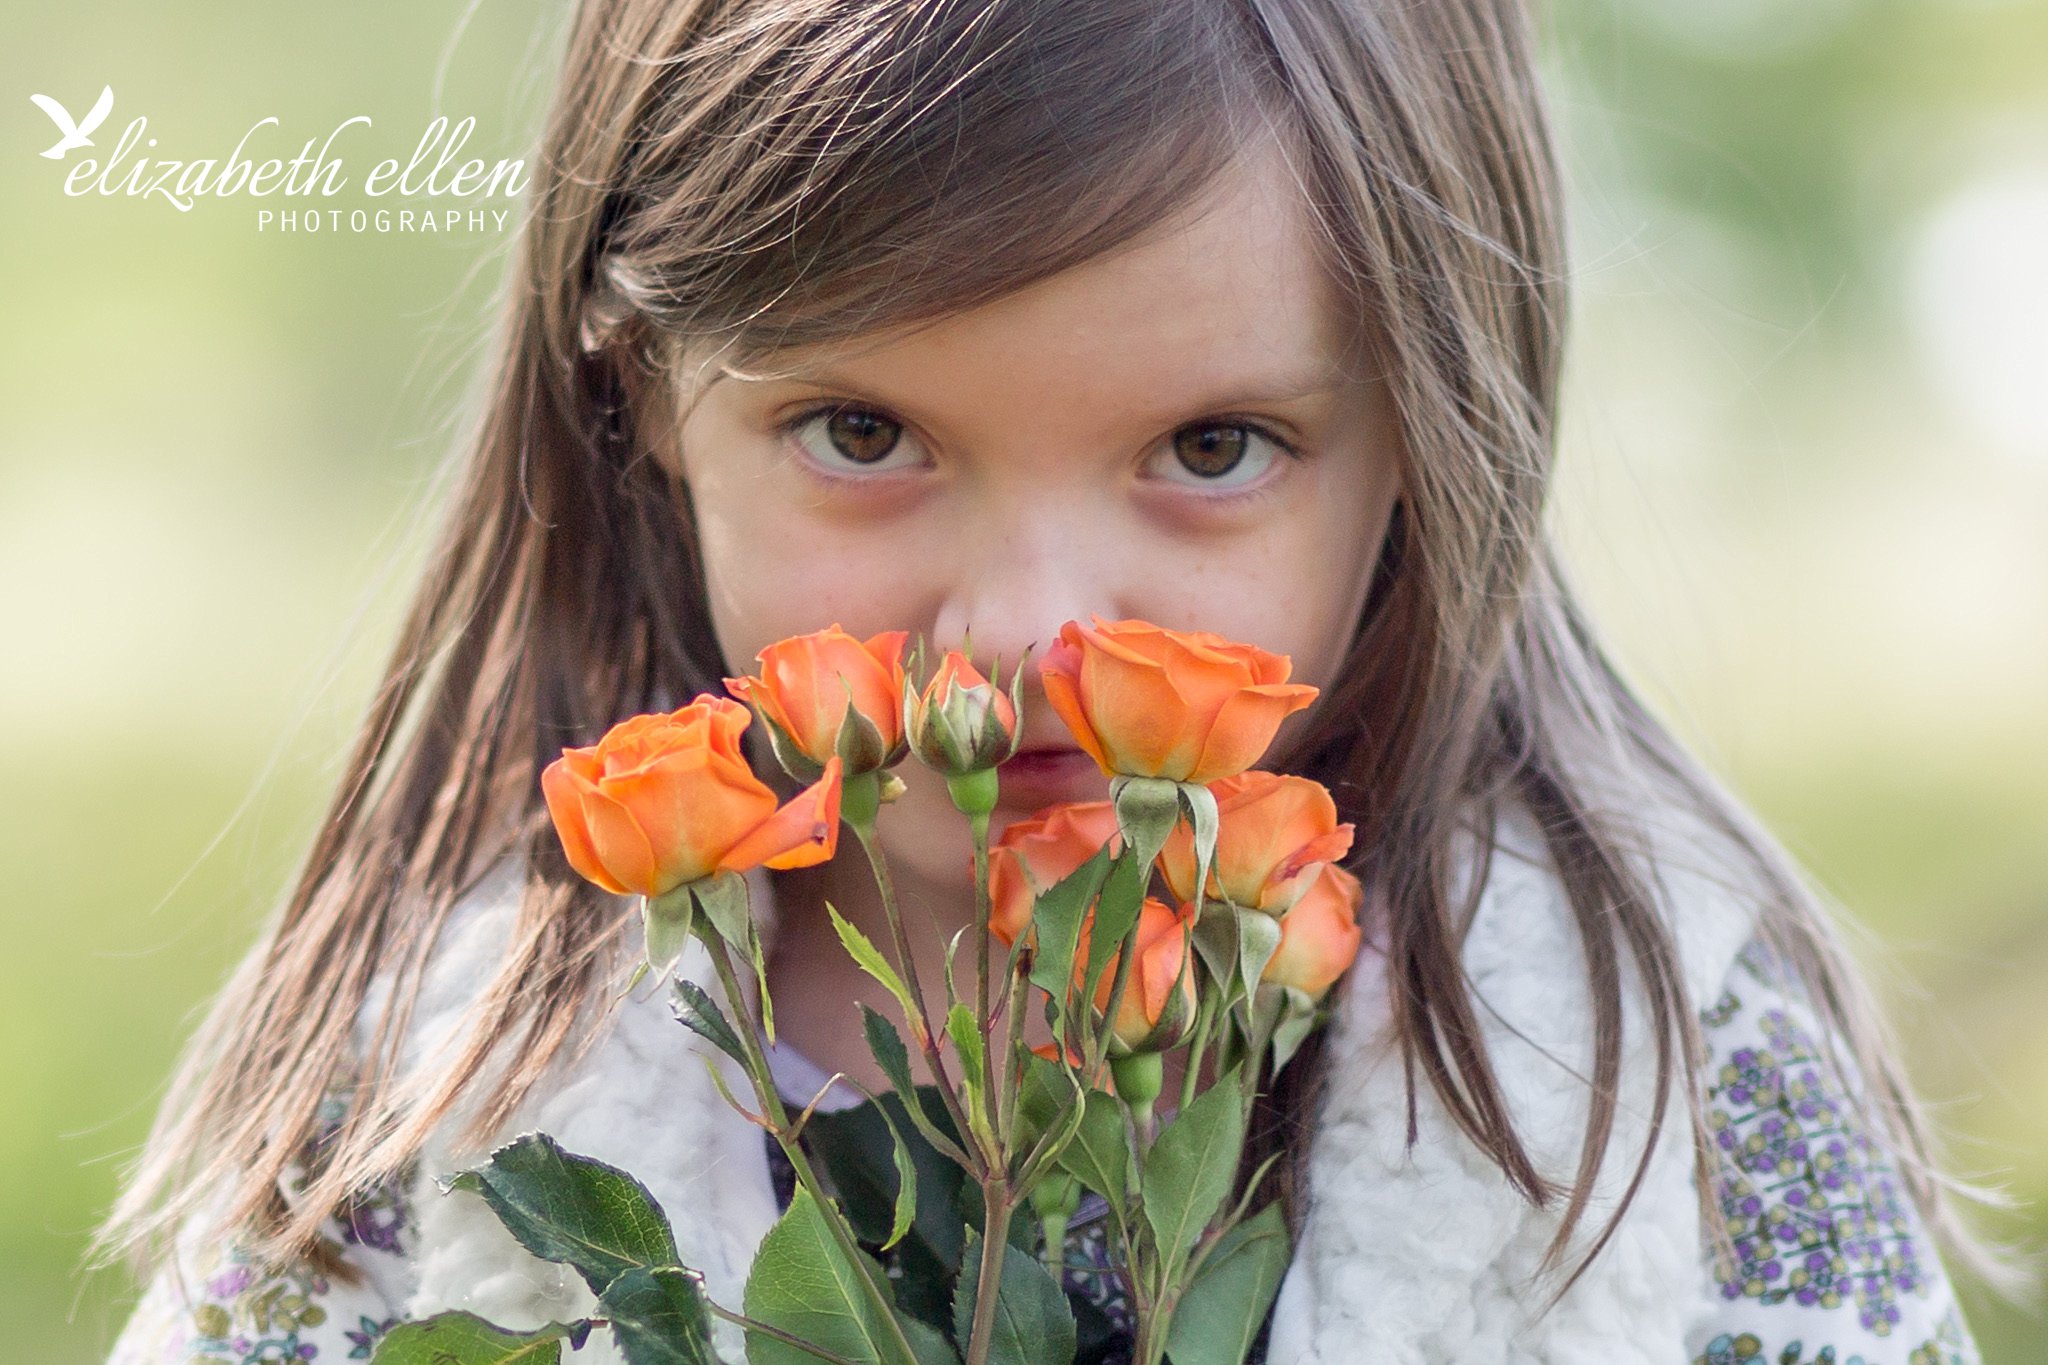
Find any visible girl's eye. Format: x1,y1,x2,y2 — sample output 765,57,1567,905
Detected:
1151,420,1297,493
781,403,926,477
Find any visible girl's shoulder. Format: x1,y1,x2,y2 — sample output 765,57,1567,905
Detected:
106,1093,418,1364
103,855,536,1365
1272,787,1985,1361
1688,937,1982,1363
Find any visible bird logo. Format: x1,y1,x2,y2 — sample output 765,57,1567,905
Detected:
30,85,115,159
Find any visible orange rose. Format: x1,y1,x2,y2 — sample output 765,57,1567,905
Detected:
906,648,1021,778
1261,863,1365,1001
985,801,1123,949
1157,770,1354,915
542,696,842,898
724,624,909,775
1078,897,1199,1055
1038,616,1318,785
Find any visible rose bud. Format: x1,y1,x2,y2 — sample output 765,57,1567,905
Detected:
724,624,909,780
1037,616,1318,786
1261,862,1366,1001
905,646,1025,816
541,696,842,898
1157,770,1354,916
986,801,1123,950
1077,897,1199,1057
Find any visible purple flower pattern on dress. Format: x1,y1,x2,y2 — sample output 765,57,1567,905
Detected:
171,1090,412,1365
1690,941,1982,1365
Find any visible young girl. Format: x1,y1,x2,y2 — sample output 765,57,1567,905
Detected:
100,1,1995,1361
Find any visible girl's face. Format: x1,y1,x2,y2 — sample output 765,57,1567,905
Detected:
659,144,1404,893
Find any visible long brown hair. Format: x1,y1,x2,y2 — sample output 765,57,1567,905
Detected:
101,0,1996,1297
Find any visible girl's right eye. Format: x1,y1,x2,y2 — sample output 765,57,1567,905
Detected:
779,402,929,479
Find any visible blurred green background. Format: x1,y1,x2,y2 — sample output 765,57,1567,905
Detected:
4,1,2044,1360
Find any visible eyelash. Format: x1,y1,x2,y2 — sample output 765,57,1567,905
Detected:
775,401,1303,505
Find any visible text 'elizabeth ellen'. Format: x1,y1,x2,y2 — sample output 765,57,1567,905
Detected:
59,113,529,213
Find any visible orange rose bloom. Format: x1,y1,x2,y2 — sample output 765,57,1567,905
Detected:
1078,897,1199,1055
1157,770,1355,915
542,696,842,898
1038,616,1318,785
724,624,909,773
1261,863,1365,1001
985,801,1123,949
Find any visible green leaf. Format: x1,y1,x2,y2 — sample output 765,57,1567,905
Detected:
863,1089,923,1252
1078,851,1147,1005
369,1311,586,1364
671,978,749,1068
1141,1066,1247,1274
1012,1048,1078,1157
1265,984,1321,1074
1108,775,1182,870
644,886,695,976
441,1133,677,1296
830,903,922,1031
1190,907,1242,1010
744,1185,906,1365
945,1001,985,1114
1234,910,1282,1006
753,912,777,1045
599,1266,722,1365
1180,780,1219,923
897,1314,963,1365
804,1087,968,1335
1053,1087,1129,1211
1025,844,1113,1008
861,1003,921,1107
950,1227,1078,1365
691,869,752,950
1162,1202,1291,1365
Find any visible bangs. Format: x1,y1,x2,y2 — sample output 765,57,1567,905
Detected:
596,0,1290,369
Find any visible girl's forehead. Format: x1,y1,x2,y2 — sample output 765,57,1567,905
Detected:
688,147,1363,410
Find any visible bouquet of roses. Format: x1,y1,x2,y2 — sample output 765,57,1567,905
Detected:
373,616,1365,1365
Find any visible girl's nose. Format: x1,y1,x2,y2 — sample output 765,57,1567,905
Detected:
927,501,1123,692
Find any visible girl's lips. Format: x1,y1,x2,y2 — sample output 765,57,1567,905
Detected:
994,748,1103,809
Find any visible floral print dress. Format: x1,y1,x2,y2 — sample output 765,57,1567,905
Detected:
105,933,1983,1365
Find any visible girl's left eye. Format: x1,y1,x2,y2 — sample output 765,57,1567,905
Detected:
779,403,929,479
1147,419,1299,495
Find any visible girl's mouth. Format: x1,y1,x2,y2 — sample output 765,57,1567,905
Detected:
993,747,1101,809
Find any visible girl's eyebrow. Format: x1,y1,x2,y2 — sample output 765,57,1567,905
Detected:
731,360,1348,412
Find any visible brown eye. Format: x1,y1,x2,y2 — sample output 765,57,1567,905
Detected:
824,406,901,464
1174,423,1251,478
1151,420,1295,496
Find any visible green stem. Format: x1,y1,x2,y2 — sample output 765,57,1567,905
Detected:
1237,994,1279,1113
848,815,982,1170
994,936,1032,1153
703,934,923,1365
970,808,1000,1141
965,1180,1018,1365
1112,1052,1163,1152
1177,988,1220,1117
